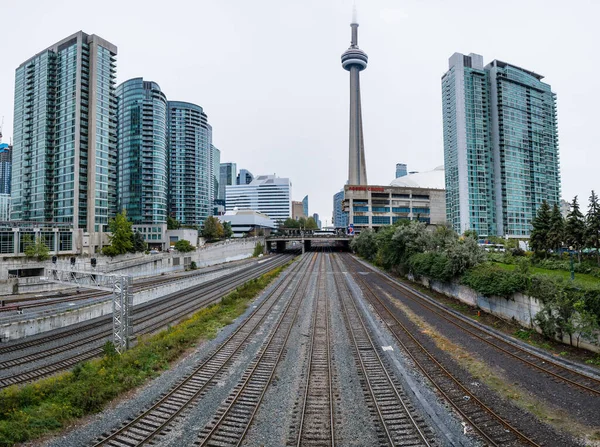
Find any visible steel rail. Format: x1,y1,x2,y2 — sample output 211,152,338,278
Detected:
346,255,600,396
195,253,320,447
331,254,433,447
92,253,315,447
340,254,540,447
0,256,292,388
295,252,335,447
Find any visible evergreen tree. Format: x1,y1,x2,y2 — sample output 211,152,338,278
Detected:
305,216,319,230
530,200,551,257
586,190,600,266
102,209,134,256
131,232,148,253
547,203,565,252
565,196,585,262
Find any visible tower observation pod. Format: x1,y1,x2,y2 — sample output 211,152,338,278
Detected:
341,7,368,186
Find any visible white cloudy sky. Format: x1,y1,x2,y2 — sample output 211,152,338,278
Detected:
1,0,598,223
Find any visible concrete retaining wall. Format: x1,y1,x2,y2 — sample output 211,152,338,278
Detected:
0,263,252,342
0,238,262,295
409,273,600,354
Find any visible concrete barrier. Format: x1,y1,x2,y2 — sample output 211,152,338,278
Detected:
0,263,251,342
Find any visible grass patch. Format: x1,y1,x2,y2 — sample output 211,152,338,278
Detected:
495,262,600,287
0,262,290,446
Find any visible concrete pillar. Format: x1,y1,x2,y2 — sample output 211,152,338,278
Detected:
304,240,311,253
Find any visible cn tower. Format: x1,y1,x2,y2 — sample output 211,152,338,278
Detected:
341,6,368,186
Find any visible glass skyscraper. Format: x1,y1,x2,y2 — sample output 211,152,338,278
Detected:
333,190,348,229
116,78,168,224
167,101,213,226
219,162,237,203
12,31,117,232
442,53,560,237
0,144,11,195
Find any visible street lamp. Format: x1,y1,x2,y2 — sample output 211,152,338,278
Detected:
569,246,575,281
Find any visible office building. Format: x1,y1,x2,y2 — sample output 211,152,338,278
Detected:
341,7,368,185
292,201,305,220
167,101,213,227
237,168,254,185
226,174,291,223
212,145,223,214
116,78,168,224
442,53,560,237
219,162,237,203
302,195,309,217
312,213,322,229
11,31,118,235
395,163,407,179
333,190,348,229
0,143,11,194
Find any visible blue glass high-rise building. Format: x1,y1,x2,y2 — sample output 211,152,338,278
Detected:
116,78,168,224
442,53,560,237
11,31,117,233
167,101,213,226
333,190,348,229
0,144,11,195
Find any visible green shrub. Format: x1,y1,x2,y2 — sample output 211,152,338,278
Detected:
409,252,453,282
461,263,528,298
253,242,264,257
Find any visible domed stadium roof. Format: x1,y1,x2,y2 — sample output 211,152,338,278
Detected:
390,165,445,190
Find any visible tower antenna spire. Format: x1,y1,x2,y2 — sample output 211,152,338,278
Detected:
352,1,358,24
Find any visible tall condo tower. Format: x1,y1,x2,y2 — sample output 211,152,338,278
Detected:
341,7,368,185
12,31,117,232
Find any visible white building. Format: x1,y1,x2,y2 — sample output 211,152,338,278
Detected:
219,209,277,238
225,175,291,223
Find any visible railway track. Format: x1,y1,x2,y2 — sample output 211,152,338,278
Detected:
92,252,316,447
344,255,600,397
339,254,539,447
0,255,292,388
292,252,335,447
331,254,435,447
195,253,320,447
0,257,257,312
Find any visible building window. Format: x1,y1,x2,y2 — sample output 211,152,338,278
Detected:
353,216,369,225
353,206,369,212
371,207,390,213
372,216,391,225
392,207,410,213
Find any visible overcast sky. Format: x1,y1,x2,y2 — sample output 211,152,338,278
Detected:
1,0,599,224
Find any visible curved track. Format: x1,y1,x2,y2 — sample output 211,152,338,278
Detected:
339,254,539,447
0,255,292,388
344,254,600,396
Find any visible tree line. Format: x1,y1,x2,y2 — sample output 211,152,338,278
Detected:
531,191,600,264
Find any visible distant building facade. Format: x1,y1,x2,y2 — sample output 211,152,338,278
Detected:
292,201,305,220
167,101,213,227
212,145,223,215
11,31,118,237
343,184,446,232
333,190,348,229
442,52,560,237
302,195,309,217
312,213,322,229
218,209,276,238
219,162,237,203
0,144,12,194
116,78,168,224
0,194,10,221
395,163,407,178
237,168,254,185
225,174,291,222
